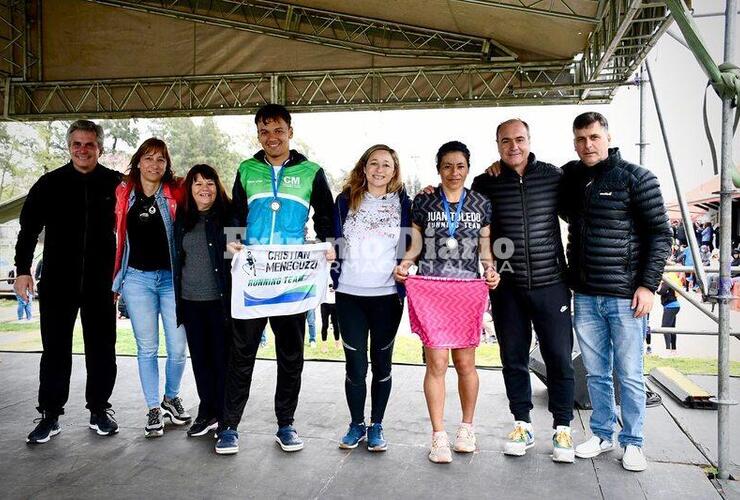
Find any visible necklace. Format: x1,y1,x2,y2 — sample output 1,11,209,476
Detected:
138,194,157,220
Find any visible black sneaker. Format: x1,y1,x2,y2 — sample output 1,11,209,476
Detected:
161,396,192,425
187,417,219,437
89,408,119,436
26,413,60,444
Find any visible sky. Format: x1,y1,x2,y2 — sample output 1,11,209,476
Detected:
212,0,739,204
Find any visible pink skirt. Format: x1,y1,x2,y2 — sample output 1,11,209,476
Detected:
405,275,489,349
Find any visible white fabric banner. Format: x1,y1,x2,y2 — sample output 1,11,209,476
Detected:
230,242,331,320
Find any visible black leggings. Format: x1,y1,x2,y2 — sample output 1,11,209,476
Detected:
320,303,340,341
661,307,679,349
336,292,403,424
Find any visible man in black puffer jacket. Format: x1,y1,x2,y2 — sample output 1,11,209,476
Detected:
564,112,671,473
472,119,575,463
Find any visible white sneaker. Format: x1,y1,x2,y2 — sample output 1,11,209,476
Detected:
428,432,452,463
453,424,476,453
552,426,575,463
622,445,647,471
575,435,614,459
503,421,534,456
309,341,317,349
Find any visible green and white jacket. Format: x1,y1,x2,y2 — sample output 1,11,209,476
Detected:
232,150,334,245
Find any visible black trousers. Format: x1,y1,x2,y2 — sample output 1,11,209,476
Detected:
181,299,231,421
320,303,339,341
491,281,574,427
661,307,679,349
336,292,403,424
38,285,116,415
222,312,305,428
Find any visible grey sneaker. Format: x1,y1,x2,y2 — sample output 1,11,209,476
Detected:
145,407,164,438
161,396,191,425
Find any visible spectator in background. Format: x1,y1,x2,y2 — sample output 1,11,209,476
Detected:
713,225,720,251
677,244,695,291
700,245,711,267
306,309,317,348
320,281,340,352
731,248,740,278
701,222,714,251
657,260,681,354
674,220,687,246
694,221,703,245
15,281,32,321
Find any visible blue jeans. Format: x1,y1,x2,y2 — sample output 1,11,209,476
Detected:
122,268,187,409
306,308,317,343
574,293,646,448
16,294,32,320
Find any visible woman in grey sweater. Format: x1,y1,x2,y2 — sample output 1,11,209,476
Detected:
174,164,233,438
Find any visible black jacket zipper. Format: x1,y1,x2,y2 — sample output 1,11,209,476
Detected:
519,175,532,289
80,179,89,294
579,176,596,285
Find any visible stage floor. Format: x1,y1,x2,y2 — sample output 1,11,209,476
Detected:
0,352,736,499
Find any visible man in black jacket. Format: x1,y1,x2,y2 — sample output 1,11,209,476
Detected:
471,119,575,463
563,112,671,472
15,120,121,444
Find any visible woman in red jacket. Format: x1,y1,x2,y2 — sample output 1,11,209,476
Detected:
113,137,190,438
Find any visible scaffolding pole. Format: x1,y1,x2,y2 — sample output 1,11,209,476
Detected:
638,64,648,165
716,0,736,482
645,60,709,294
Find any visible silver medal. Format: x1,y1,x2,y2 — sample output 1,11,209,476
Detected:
270,200,281,212
445,237,458,250
148,205,156,215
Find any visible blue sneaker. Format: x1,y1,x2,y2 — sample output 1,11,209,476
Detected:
339,422,367,449
275,425,304,452
215,427,239,455
367,423,387,451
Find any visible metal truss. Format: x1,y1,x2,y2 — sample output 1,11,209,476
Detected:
87,0,517,61
454,0,600,23
579,0,673,98
1,62,620,119
0,0,39,80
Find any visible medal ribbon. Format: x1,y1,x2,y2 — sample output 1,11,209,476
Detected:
440,188,466,240
268,157,291,201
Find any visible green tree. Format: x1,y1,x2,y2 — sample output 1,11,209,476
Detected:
149,117,241,181
98,119,140,153
0,124,35,201
31,121,69,174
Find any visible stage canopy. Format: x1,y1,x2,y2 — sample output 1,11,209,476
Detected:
0,0,678,119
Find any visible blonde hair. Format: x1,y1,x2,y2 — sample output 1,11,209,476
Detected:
342,144,403,212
